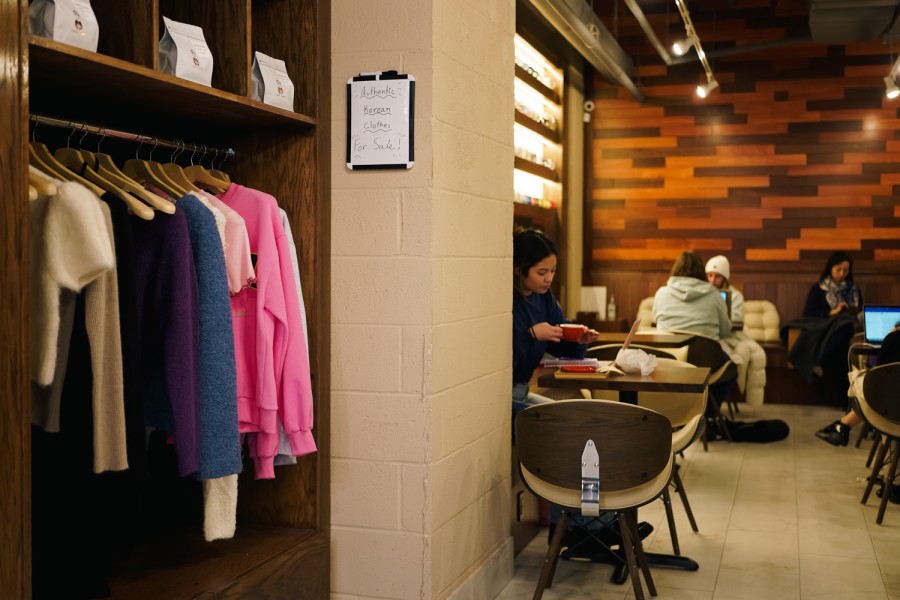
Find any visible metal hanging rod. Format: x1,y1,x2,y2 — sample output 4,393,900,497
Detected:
29,114,236,162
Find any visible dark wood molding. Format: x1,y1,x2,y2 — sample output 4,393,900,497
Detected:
0,2,29,598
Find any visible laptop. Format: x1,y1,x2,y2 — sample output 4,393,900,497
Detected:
719,290,732,317
863,306,900,345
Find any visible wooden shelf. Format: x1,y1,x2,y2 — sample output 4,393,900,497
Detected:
514,109,560,143
28,36,316,137
514,155,559,182
110,526,327,598
515,64,561,104
513,202,559,236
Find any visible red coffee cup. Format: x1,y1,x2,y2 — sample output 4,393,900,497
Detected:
560,323,586,342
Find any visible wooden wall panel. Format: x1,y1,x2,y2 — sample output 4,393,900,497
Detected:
0,1,28,598
586,0,900,323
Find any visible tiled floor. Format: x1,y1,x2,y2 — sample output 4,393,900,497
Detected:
497,403,900,600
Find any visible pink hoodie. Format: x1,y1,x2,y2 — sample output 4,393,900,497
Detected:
219,184,316,478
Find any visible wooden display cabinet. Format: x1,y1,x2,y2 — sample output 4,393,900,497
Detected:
2,0,330,597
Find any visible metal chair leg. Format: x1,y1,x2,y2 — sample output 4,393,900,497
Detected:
626,509,657,597
673,467,699,532
617,512,645,600
877,439,899,525
855,423,871,449
661,486,680,555
866,433,882,469
862,439,890,505
534,510,568,599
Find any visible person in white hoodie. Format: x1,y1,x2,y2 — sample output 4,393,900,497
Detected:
653,251,731,340
653,251,733,424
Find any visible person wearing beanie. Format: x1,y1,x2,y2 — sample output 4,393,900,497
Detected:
705,255,744,323
705,255,769,407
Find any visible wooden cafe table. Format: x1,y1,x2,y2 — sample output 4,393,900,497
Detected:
590,331,697,349
535,364,711,579
536,364,710,406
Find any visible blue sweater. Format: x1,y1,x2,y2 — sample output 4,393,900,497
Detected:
181,195,242,480
513,290,586,384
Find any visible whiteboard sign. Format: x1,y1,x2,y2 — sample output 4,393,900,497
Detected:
347,71,415,170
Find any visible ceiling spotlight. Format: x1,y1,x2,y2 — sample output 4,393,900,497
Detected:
885,75,900,100
696,79,719,98
671,34,698,57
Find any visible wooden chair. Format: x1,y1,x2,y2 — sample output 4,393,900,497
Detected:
857,363,900,524
515,400,673,600
577,352,706,555
635,358,707,555
679,333,738,445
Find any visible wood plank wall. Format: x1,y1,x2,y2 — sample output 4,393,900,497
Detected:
586,0,900,326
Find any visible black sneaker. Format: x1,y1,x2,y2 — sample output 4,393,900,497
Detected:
815,420,850,447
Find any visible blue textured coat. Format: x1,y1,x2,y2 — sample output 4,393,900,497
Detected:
181,195,242,479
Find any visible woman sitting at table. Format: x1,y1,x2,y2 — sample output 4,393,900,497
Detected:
514,228,648,558
653,251,733,422
512,227,599,416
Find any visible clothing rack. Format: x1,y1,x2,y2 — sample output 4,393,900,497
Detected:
30,114,236,164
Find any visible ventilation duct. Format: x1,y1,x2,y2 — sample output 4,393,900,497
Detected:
808,0,900,43
526,0,644,101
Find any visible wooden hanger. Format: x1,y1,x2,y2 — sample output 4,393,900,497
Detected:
183,147,230,193
29,141,105,197
28,165,58,197
122,138,187,198
92,147,176,214
209,148,233,187
123,157,185,199
55,144,155,221
209,168,231,187
160,142,202,194
162,162,202,194
183,148,229,193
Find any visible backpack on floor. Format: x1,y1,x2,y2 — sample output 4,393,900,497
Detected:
724,419,790,443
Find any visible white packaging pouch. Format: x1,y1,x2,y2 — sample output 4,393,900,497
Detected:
29,0,100,52
251,51,295,111
159,16,214,87
613,348,658,376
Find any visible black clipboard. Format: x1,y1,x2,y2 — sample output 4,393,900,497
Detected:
346,70,415,170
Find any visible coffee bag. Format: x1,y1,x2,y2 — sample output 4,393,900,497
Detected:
159,16,214,87
251,51,295,111
29,0,99,52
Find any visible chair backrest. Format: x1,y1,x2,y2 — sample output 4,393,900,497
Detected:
515,400,672,508
860,363,900,436
743,300,781,343
684,334,726,368
637,358,707,429
636,296,655,329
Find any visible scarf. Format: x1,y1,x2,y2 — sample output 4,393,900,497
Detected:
820,275,859,310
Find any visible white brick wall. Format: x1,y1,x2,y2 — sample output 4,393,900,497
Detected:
331,0,515,597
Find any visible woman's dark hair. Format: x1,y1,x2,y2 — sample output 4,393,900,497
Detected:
669,251,706,281
513,227,557,290
819,251,854,283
